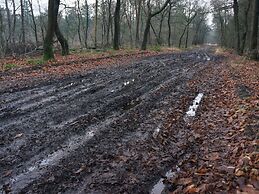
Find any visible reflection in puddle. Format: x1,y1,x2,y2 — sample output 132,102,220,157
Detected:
185,93,204,117
150,170,176,194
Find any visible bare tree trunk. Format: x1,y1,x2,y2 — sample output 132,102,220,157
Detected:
218,11,225,47
0,8,5,57
5,0,11,44
141,12,152,50
37,0,45,42
20,0,25,44
179,25,187,48
135,0,141,47
240,0,251,54
28,0,38,46
106,0,112,46
76,0,82,46
185,25,189,48
179,12,197,48
233,0,241,54
54,0,69,55
94,0,98,48
43,0,55,60
141,0,171,50
167,4,172,47
113,0,121,50
84,0,89,48
158,10,166,45
192,17,203,45
43,0,69,60
124,2,133,48
55,25,69,55
249,0,259,59
11,0,16,44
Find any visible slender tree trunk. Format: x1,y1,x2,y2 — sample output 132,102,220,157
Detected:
179,25,187,48
218,11,225,47
240,0,251,54
185,25,189,48
179,12,197,48
20,0,25,44
28,0,38,46
43,0,69,60
158,10,166,45
54,0,69,55
106,0,112,46
249,0,259,59
135,0,141,47
141,0,171,50
37,0,45,42
55,25,69,55
233,0,241,54
76,0,82,46
192,18,203,45
5,0,11,44
11,0,16,44
43,0,55,60
141,13,152,50
94,0,98,48
125,5,133,48
84,0,89,48
0,8,5,57
150,22,160,44
167,4,172,47
113,0,121,50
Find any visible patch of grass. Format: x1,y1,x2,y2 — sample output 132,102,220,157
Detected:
27,58,45,66
149,45,162,52
4,63,17,70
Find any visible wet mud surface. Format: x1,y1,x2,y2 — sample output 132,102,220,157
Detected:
0,47,224,193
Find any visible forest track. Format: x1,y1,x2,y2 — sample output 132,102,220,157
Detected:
0,47,224,194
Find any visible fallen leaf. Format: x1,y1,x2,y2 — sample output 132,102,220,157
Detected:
14,133,23,139
185,184,200,193
177,177,192,185
74,165,86,174
235,169,245,177
3,170,12,177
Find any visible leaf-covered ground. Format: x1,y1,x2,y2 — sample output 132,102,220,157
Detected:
0,47,258,194
160,49,258,194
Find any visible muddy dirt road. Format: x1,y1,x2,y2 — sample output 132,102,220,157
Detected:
0,47,223,193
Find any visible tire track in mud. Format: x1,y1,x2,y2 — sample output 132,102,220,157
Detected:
0,47,222,193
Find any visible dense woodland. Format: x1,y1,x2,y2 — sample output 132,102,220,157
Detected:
0,0,258,59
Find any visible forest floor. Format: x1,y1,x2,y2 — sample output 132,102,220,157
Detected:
0,46,258,194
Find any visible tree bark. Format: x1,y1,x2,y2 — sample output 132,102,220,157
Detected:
43,0,69,60
84,0,89,48
249,0,259,59
5,0,11,44
240,0,251,54
141,13,152,50
167,4,172,47
106,0,112,46
11,0,16,44
43,0,55,60
20,0,25,44
94,0,98,48
55,25,69,55
141,0,171,50
135,0,141,47
76,0,82,46
28,0,39,46
178,12,197,48
185,25,189,48
233,0,241,54
113,0,121,50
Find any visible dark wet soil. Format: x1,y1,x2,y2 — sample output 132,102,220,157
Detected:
0,47,224,194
